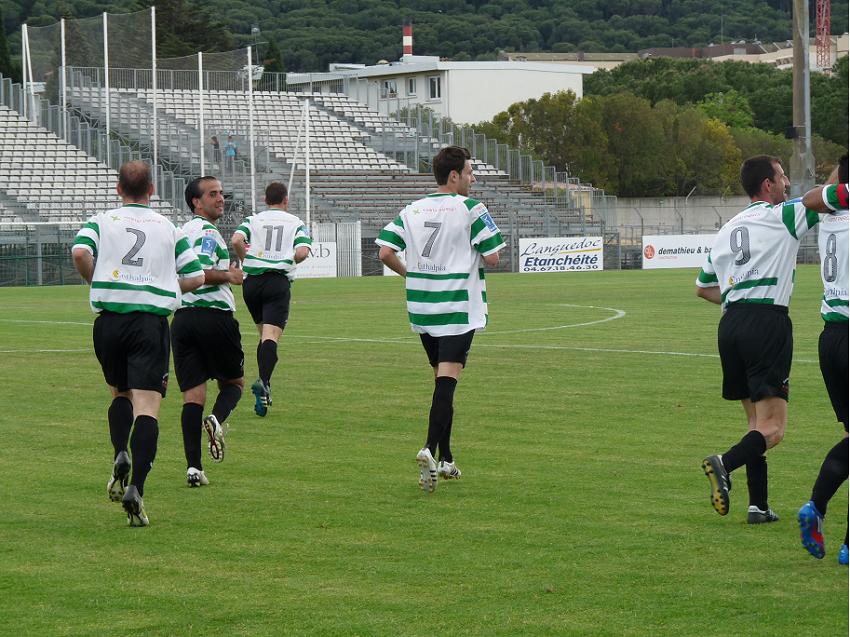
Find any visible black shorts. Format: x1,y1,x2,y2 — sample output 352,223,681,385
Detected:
420,330,475,368
718,304,792,402
93,311,170,396
242,271,292,328
819,321,849,429
171,308,244,392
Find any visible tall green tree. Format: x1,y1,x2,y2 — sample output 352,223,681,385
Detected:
0,8,18,81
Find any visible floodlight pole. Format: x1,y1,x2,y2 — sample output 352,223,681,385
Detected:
60,19,66,140
20,24,28,118
790,0,815,195
103,12,111,168
304,98,311,228
247,46,257,212
151,6,158,189
198,52,205,175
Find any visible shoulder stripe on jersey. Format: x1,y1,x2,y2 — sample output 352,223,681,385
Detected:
408,311,469,326
178,261,203,275
407,272,469,280
377,229,406,250
697,269,718,284
477,234,504,254
91,281,177,298
406,289,469,303
83,221,99,236
463,198,481,211
74,236,97,255
781,203,799,238
294,237,312,246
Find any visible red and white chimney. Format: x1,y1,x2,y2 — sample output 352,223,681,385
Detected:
403,20,413,57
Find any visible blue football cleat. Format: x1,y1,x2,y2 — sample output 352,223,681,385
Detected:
839,544,848,566
251,379,271,417
798,501,825,559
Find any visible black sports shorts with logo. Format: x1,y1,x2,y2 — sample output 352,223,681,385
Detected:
93,311,170,396
818,321,848,430
420,330,476,368
718,304,792,402
171,307,244,392
242,271,291,328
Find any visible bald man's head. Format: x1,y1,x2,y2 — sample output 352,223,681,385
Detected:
118,161,153,201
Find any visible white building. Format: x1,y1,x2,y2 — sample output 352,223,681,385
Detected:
286,55,592,125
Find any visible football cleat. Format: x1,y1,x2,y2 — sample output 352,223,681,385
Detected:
251,379,271,417
416,447,438,493
746,505,779,524
798,500,825,559
122,485,149,527
437,460,462,480
797,500,826,560
186,467,209,488
203,415,226,462
107,450,131,502
701,455,730,516
838,544,848,566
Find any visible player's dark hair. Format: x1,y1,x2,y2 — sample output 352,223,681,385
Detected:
433,146,471,185
184,176,219,213
839,154,848,183
740,155,781,198
265,181,288,206
118,160,152,200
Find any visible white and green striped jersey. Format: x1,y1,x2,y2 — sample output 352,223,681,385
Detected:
233,209,312,279
72,204,203,316
696,200,820,309
376,193,505,336
179,216,236,312
818,209,848,323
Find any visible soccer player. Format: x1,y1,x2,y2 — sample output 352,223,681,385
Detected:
172,177,245,487
798,157,849,564
376,145,505,493
71,161,204,526
230,182,311,417
696,155,842,524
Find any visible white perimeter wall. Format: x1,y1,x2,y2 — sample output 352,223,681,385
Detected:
445,68,584,124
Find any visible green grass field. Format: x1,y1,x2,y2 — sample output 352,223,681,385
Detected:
0,266,847,637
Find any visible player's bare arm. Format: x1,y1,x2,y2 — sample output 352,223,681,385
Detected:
378,245,406,277
72,246,95,283
231,233,248,260
294,246,310,264
482,252,500,268
179,271,205,294
696,285,722,304
202,263,243,286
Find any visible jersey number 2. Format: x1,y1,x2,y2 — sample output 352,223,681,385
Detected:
122,228,146,267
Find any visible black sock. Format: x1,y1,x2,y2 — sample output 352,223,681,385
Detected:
129,415,159,497
811,437,849,516
745,455,769,510
108,396,133,458
426,376,457,458
721,430,767,473
181,402,204,471
258,339,278,386
212,384,242,424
